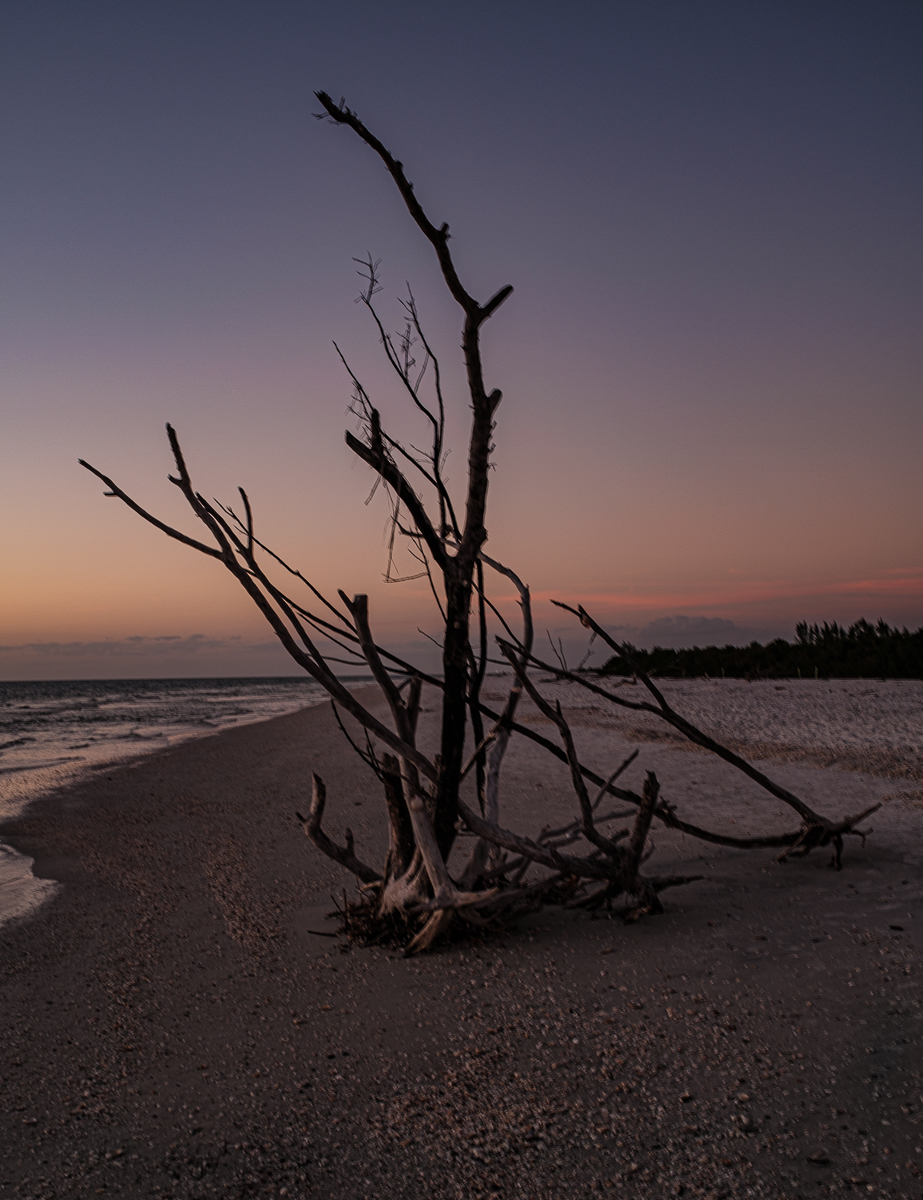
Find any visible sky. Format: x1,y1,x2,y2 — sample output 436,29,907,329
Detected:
1,1,921,679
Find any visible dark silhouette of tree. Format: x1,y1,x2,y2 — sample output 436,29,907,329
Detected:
81,95,880,952
598,619,923,681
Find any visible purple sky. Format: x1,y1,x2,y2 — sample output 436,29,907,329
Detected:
2,1,921,678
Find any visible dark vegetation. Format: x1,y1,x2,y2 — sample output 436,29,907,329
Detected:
601,618,923,681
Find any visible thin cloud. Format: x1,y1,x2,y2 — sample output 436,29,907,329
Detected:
573,616,761,651
639,616,743,646
0,635,257,659
541,570,923,614
828,574,923,596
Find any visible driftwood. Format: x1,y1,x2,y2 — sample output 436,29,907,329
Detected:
80,94,879,953
524,603,881,869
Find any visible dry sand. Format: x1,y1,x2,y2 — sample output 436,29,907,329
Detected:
1,679,921,1199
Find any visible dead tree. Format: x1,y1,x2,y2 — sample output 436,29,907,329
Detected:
80,95,878,953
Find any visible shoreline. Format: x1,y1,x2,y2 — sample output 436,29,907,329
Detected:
0,678,347,931
1,683,921,1198
0,745,176,936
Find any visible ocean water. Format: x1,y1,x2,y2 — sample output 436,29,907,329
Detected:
0,676,340,929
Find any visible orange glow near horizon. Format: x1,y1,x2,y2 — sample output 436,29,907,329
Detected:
1,8,921,678
534,570,923,616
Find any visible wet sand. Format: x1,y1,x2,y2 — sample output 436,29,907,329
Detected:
1,681,921,1199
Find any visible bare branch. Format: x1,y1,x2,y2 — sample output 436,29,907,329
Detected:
592,750,640,810
345,430,447,569
542,606,824,825
315,92,497,320
79,457,223,560
627,773,660,874
297,773,380,884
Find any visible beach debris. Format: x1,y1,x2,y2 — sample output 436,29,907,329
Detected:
80,94,882,954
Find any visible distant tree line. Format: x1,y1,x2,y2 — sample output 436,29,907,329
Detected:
599,618,923,680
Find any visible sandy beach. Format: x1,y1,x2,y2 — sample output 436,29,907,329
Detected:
1,680,921,1199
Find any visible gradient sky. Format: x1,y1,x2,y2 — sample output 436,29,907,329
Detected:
2,1,921,678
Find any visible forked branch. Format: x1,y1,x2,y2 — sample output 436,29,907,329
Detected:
296,774,380,885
